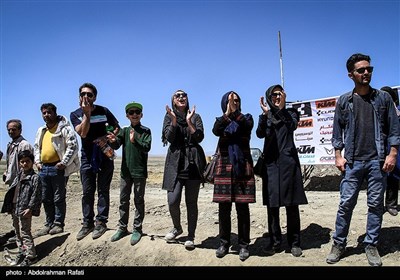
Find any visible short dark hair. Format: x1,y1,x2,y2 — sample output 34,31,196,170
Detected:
346,53,371,73
40,103,57,114
79,82,97,96
381,86,399,106
18,150,34,162
6,119,22,130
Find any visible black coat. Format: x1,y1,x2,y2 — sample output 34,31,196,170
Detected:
161,113,206,191
256,108,308,207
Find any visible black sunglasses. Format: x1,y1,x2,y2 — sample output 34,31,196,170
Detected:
128,109,142,115
174,93,187,99
80,92,94,98
353,66,374,74
271,91,282,97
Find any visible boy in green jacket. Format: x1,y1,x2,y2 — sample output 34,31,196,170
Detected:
108,101,152,245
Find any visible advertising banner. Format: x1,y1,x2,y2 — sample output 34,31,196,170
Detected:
289,96,339,165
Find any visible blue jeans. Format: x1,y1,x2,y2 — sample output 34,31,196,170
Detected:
80,159,114,226
333,160,386,246
118,177,146,232
39,165,66,227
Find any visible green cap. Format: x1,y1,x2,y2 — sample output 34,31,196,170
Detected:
125,101,143,112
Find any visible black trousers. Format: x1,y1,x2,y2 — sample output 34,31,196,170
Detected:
218,202,250,248
267,205,301,248
386,174,399,209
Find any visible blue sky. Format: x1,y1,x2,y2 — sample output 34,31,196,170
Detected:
1,0,399,156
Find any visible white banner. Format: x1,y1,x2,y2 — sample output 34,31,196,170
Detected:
289,96,339,165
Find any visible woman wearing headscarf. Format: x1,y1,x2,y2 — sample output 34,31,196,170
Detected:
161,89,206,250
256,84,308,257
212,90,256,261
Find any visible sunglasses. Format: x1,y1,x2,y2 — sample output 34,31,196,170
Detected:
127,109,142,115
174,93,187,99
353,66,374,74
80,92,94,98
271,91,282,97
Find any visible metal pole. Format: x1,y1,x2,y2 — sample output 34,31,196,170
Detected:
278,31,284,88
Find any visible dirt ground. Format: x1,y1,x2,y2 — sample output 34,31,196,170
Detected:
1,157,400,272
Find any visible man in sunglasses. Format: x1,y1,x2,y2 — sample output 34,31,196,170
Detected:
327,53,400,267
107,102,152,246
70,82,120,241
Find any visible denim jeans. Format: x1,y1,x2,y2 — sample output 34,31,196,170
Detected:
333,160,386,246
80,159,114,226
118,177,146,232
39,165,66,227
167,179,201,239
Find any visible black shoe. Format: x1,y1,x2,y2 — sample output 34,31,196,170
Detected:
263,245,281,256
291,246,302,257
76,225,94,241
387,207,398,216
216,245,229,258
92,222,107,240
239,248,250,261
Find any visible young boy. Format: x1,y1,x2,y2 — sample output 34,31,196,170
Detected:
108,101,152,245
1,150,42,266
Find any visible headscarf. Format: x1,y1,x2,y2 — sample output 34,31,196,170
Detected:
221,91,241,114
265,84,284,125
220,90,245,178
161,90,190,145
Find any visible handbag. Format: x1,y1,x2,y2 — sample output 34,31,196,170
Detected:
203,148,219,184
253,153,264,177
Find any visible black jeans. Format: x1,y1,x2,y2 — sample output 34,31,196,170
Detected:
218,202,250,248
167,179,201,239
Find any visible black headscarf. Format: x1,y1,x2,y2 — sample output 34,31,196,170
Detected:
161,90,190,146
265,84,284,125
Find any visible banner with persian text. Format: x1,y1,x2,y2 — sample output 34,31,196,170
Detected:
288,96,339,165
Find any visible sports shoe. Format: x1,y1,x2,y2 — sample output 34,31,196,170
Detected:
92,222,107,240
49,225,64,235
18,256,38,266
365,244,382,267
7,235,17,244
36,226,51,237
239,247,250,261
7,252,25,266
326,243,345,264
387,207,398,216
165,228,183,242
216,245,229,258
76,225,94,241
184,240,195,250
130,230,142,246
291,246,303,257
110,229,128,242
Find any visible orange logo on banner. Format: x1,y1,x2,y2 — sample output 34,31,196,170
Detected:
298,119,313,128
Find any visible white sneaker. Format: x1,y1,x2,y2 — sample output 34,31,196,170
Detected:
165,228,183,242
184,240,195,250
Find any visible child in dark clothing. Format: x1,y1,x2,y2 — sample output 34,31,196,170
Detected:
2,150,42,266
